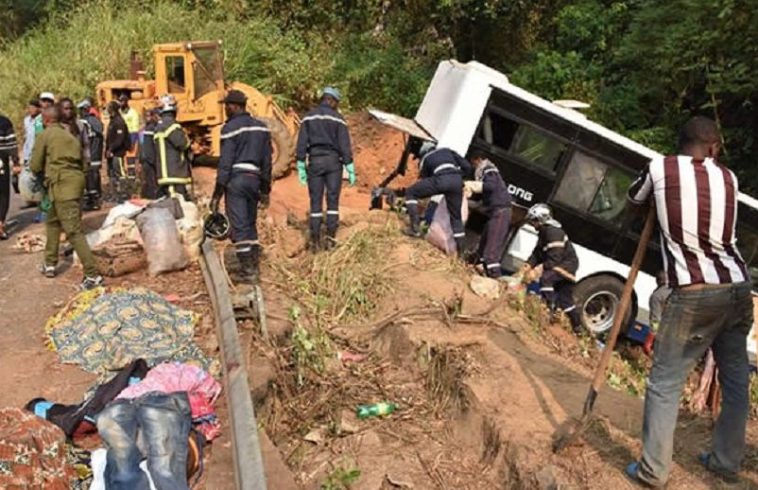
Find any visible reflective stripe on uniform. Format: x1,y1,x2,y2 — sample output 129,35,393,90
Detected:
540,287,554,292
405,199,418,205
563,305,577,313
154,123,185,184
486,263,501,269
310,212,323,218
221,126,270,140
433,163,459,174
326,210,339,215
453,232,465,238
301,115,346,126
543,237,568,251
233,163,260,172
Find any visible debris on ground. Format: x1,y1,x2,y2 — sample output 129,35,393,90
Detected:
469,275,501,299
12,233,45,253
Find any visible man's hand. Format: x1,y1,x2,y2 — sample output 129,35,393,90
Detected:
210,183,225,213
345,162,357,186
11,164,21,175
106,151,114,159
259,193,270,209
297,160,307,186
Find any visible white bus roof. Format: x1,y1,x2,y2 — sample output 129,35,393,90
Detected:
411,60,757,208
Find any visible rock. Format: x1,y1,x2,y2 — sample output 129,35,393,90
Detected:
386,472,415,488
248,353,277,406
338,409,360,435
281,228,306,257
470,275,501,300
536,465,558,490
303,426,327,444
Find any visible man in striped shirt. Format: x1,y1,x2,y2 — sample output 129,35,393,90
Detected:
625,116,753,486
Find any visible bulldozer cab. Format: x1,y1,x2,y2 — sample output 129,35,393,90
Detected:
154,41,225,126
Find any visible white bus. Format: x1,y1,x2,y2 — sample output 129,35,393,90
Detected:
370,60,758,345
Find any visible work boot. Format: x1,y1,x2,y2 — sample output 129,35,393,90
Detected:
455,238,465,258
309,233,321,253
403,222,422,238
237,249,260,284
80,275,104,291
325,230,337,250
39,263,56,278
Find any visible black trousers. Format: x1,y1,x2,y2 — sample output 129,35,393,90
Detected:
85,163,102,199
540,269,581,329
141,162,158,199
0,153,10,223
307,154,342,238
478,207,511,278
405,173,464,239
225,172,261,250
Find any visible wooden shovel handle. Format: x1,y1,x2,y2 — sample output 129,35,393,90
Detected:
591,205,657,392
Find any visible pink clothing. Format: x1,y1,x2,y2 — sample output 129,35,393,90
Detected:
117,362,222,440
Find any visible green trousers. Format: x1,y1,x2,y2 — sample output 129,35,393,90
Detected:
45,198,99,277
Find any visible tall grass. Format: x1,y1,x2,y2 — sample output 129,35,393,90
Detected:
0,0,432,127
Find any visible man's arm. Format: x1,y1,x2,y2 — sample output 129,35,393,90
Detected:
542,227,567,270
337,122,353,164
454,152,473,178
627,164,654,206
168,126,190,151
260,132,273,195
295,121,309,162
216,130,236,188
29,131,46,175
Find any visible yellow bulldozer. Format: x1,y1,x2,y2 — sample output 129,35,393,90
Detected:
95,40,298,178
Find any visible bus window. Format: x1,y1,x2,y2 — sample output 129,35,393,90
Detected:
510,125,566,173
554,150,633,225
478,110,566,173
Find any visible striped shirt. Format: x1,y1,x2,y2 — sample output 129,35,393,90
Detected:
628,155,748,287
0,115,17,153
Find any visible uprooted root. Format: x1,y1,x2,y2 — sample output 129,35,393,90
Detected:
425,346,475,416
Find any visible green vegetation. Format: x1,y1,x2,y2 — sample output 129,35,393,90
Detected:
1,0,756,190
321,461,361,490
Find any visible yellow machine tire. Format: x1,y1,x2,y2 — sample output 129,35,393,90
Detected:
264,117,296,179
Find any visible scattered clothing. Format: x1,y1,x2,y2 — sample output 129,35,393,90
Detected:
117,362,222,440
25,359,149,438
89,448,157,490
97,392,191,490
47,287,211,373
0,407,78,489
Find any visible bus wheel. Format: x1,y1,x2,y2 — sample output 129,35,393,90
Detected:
573,275,636,337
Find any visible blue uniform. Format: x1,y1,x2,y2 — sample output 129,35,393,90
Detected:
216,112,272,252
475,160,511,277
406,148,472,250
296,102,353,242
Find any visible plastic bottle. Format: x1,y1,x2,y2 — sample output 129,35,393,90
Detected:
356,402,397,419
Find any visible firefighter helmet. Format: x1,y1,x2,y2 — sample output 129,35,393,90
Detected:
525,203,553,226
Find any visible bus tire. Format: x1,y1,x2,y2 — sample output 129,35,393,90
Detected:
573,274,636,336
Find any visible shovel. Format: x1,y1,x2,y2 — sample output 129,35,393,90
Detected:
553,204,657,453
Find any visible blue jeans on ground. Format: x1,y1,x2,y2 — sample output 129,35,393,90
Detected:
637,282,753,486
97,392,192,490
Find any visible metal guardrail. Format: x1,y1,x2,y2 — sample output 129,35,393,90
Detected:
200,240,267,490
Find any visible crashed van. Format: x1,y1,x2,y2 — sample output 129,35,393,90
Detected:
371,60,758,350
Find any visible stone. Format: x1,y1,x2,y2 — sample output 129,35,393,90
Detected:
470,275,501,300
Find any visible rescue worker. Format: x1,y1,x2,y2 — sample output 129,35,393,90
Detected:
295,87,355,251
119,93,140,148
522,203,582,333
30,105,102,290
404,142,472,256
210,89,272,283
0,113,19,240
105,101,131,202
464,151,511,278
154,95,192,200
139,107,160,199
78,99,104,210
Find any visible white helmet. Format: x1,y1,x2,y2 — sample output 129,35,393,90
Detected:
159,94,177,113
418,141,436,158
525,203,553,225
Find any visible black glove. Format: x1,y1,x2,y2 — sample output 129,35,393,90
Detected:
210,183,225,213
11,174,19,194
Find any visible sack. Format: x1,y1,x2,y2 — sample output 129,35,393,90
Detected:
175,196,203,262
19,167,44,202
136,207,188,276
425,196,469,255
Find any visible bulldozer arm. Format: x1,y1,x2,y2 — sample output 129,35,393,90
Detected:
230,82,300,179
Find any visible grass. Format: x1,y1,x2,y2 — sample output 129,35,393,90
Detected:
321,460,361,490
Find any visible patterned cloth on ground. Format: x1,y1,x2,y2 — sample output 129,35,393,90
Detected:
0,408,78,489
47,287,211,373
117,362,222,440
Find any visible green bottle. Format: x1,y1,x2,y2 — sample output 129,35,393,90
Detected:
356,402,397,419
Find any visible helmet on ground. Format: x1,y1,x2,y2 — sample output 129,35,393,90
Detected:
204,212,230,240
159,94,177,114
418,141,436,158
322,87,341,102
525,203,553,226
